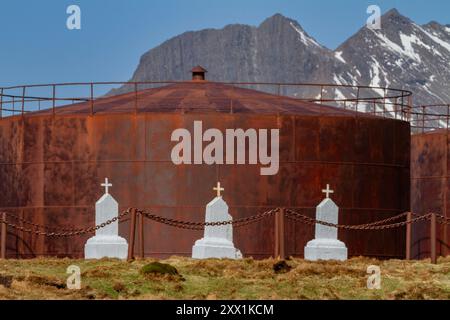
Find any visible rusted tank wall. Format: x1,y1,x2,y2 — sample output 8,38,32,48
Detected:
411,131,450,259
0,112,410,259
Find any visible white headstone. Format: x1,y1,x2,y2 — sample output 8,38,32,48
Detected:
84,179,128,260
304,187,348,261
192,194,242,260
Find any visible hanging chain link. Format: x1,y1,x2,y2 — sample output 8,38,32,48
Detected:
4,212,88,232
0,209,130,237
437,215,450,225
137,208,279,230
285,209,433,230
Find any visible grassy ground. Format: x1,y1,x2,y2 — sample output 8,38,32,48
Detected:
0,256,449,300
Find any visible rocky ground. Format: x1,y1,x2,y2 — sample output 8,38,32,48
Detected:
0,256,449,300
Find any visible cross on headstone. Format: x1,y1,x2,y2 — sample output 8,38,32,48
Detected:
101,178,112,194
213,182,224,198
322,184,334,198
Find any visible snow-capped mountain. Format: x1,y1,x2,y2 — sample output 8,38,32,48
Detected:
110,10,450,108
337,9,450,106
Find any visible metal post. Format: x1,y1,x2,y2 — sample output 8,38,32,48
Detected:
447,105,450,130
422,106,425,133
21,86,26,118
90,83,94,116
430,213,437,264
408,95,413,122
134,83,138,114
0,88,3,119
394,97,398,120
127,208,137,260
355,87,360,113
1,212,6,259
52,85,56,117
400,94,405,121
406,212,411,260
274,208,285,260
319,86,324,105
138,211,144,259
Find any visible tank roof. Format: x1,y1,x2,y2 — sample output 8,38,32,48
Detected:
30,81,379,117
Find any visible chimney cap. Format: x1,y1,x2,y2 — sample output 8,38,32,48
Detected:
191,65,208,81
191,65,208,73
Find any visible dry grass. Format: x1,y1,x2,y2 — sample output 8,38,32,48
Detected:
0,256,449,300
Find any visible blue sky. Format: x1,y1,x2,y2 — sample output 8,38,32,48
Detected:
0,0,448,88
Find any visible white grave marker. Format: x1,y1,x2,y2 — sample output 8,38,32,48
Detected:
304,185,348,261
84,178,128,260
192,182,242,259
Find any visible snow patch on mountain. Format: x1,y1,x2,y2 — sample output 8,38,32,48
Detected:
289,22,321,48
369,58,382,93
370,29,420,63
416,24,450,53
399,33,434,61
334,51,346,63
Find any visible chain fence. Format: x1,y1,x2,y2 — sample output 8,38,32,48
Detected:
137,208,279,230
436,214,450,225
0,207,448,238
0,210,130,237
284,209,436,230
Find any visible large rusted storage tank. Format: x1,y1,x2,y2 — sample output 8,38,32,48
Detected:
411,117,450,258
0,72,411,259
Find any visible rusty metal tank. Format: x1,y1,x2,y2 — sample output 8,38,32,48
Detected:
0,71,411,259
410,105,450,259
